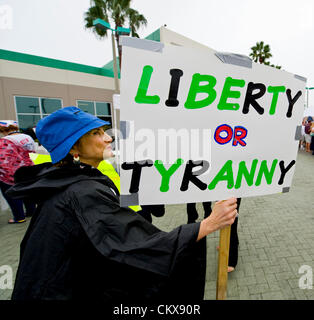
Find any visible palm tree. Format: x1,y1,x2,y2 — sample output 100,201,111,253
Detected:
249,41,272,64
249,41,281,69
84,0,147,69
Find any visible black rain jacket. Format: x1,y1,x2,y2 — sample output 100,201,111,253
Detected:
7,163,206,301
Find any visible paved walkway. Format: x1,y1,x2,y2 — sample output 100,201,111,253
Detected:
1,150,314,300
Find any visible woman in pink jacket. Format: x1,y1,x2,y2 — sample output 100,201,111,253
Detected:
0,120,36,223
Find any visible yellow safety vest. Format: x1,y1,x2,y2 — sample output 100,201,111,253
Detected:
29,153,52,165
29,153,141,212
97,160,141,212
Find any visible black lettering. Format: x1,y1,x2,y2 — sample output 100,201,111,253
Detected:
242,82,266,115
121,160,153,193
286,89,302,118
165,69,184,107
180,160,209,191
278,160,296,185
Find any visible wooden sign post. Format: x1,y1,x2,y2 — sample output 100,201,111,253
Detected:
216,225,231,300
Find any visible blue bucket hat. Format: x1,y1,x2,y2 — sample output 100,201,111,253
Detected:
36,106,110,164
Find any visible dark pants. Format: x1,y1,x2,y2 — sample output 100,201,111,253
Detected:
187,198,241,268
0,180,36,221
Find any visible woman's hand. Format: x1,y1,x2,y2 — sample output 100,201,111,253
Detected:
197,197,238,241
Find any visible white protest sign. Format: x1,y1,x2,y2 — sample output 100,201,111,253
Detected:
120,43,305,206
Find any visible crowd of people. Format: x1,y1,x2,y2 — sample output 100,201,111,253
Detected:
0,107,238,301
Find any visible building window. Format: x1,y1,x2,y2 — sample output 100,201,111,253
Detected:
77,100,112,126
14,96,62,130
40,98,62,115
17,115,41,131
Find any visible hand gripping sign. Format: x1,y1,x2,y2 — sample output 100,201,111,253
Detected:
119,38,305,207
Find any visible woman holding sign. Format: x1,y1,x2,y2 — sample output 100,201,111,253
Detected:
8,107,237,301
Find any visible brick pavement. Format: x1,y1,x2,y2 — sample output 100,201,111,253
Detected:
0,150,313,300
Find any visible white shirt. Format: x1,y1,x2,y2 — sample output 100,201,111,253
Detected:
4,133,36,152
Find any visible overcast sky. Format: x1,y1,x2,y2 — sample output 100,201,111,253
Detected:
1,0,313,106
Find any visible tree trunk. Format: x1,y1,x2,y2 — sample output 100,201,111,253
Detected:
115,33,122,71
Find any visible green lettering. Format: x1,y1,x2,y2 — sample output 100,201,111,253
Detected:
134,65,160,104
184,73,217,109
267,86,286,115
255,159,278,186
154,158,184,192
217,77,245,111
235,159,258,189
208,160,234,190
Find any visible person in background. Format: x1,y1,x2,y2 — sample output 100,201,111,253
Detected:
310,120,314,156
304,117,312,153
299,118,306,150
22,127,49,155
0,121,36,223
8,107,238,301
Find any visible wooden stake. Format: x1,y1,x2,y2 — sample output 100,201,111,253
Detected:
216,225,231,300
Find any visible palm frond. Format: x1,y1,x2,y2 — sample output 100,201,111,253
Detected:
249,40,280,68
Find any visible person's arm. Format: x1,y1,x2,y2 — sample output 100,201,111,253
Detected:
197,197,237,241
70,179,237,277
